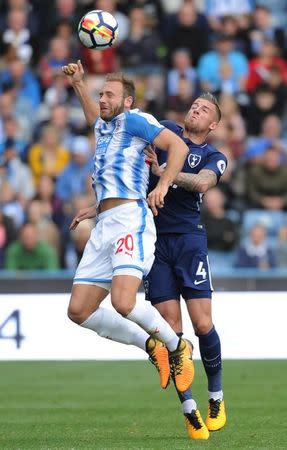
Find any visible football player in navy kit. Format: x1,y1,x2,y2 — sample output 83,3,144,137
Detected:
145,93,227,440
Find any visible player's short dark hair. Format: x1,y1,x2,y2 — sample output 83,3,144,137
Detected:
198,92,221,122
105,72,136,106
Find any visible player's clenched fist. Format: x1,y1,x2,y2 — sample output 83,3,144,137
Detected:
62,60,84,83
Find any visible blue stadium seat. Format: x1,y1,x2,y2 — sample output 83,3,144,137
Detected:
208,250,236,270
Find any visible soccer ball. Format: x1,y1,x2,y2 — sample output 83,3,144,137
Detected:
78,10,118,50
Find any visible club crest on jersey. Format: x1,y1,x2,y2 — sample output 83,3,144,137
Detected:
188,153,201,168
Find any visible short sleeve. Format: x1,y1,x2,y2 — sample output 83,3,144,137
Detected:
125,110,164,144
204,152,228,181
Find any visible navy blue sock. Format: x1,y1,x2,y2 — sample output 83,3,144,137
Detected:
174,332,193,403
197,326,222,392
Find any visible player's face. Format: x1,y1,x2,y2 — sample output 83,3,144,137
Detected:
184,99,218,133
99,81,129,121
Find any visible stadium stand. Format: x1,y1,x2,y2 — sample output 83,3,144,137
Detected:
0,0,287,286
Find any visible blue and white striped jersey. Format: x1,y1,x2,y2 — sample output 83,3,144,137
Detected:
93,109,164,202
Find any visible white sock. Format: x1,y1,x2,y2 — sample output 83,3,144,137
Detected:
183,399,197,414
126,299,179,351
208,390,223,401
80,307,148,351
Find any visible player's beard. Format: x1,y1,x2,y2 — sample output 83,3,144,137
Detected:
101,99,125,121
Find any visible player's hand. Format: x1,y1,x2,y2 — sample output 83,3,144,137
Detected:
144,146,164,177
70,205,97,230
62,60,84,84
147,182,169,216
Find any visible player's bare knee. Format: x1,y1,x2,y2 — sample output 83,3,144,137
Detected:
112,299,134,317
193,318,213,335
111,292,135,317
67,295,89,324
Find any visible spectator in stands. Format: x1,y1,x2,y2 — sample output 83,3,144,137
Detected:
248,5,286,57
245,85,282,136
54,18,80,61
0,90,32,143
55,136,93,203
0,181,25,229
0,7,36,64
277,225,287,267
167,48,197,97
244,114,287,161
4,221,59,270
246,40,287,93
220,14,250,55
197,33,249,96
201,187,238,251
51,0,80,31
263,65,287,117
0,116,27,158
0,208,17,268
234,222,277,269
34,174,64,227
165,0,209,66
26,199,61,261
117,6,164,114
246,145,287,210
38,36,70,90
218,93,247,158
0,0,40,37
118,6,163,76
0,57,41,109
28,125,70,185
0,141,35,203
35,104,75,151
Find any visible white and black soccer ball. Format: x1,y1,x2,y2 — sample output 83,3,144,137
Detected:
78,10,118,50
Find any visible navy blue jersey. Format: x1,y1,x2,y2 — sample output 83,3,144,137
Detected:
149,120,227,234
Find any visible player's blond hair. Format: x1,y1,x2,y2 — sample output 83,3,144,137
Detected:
105,73,136,107
198,92,221,122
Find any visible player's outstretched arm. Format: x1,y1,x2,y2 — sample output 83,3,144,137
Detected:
147,129,188,215
62,60,100,126
174,169,218,193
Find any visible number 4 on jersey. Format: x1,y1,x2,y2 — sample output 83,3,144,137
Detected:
0,310,25,348
196,261,207,279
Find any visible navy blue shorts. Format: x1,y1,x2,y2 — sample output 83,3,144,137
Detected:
144,233,213,305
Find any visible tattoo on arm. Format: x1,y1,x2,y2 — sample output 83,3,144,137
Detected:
173,169,218,192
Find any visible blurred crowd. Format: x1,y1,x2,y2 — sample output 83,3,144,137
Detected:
1,0,287,272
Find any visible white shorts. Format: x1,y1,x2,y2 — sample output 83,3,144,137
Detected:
73,200,156,290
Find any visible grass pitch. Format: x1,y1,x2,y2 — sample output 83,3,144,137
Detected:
1,360,287,450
